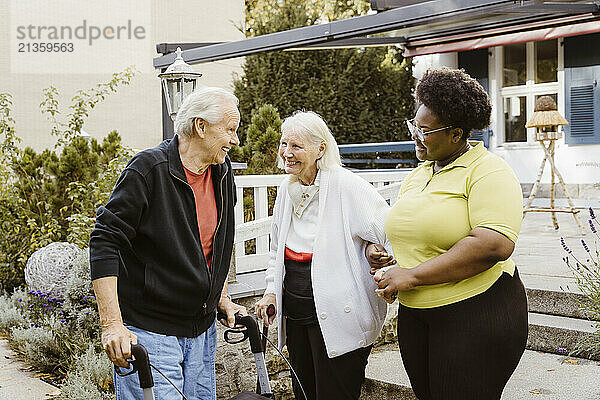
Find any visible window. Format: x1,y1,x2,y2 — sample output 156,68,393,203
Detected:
535,40,558,84
498,39,559,144
503,43,526,87
504,96,527,142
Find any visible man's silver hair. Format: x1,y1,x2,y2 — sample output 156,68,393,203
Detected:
278,111,342,170
174,87,239,138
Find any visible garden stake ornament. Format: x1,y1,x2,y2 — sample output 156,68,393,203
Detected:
522,96,585,234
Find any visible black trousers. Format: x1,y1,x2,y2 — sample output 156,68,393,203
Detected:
286,319,372,400
397,269,528,400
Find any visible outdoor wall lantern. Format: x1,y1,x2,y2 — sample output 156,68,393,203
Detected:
158,47,202,121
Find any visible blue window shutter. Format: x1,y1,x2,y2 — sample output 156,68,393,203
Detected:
570,85,594,136
564,34,600,145
564,66,600,145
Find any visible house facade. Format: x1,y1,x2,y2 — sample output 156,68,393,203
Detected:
1,0,245,151
150,1,599,195
412,30,599,193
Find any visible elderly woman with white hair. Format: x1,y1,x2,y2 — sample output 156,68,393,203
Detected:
91,86,246,400
255,111,391,400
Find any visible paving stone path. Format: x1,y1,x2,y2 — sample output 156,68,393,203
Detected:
515,208,593,281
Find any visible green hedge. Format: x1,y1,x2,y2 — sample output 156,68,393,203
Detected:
234,0,415,146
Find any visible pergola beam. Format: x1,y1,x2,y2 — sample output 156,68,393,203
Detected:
501,2,599,14
156,37,407,56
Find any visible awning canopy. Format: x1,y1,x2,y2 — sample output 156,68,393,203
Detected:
153,0,600,68
403,15,600,56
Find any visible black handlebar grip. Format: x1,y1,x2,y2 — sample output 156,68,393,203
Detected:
131,344,154,389
237,314,263,354
217,312,263,354
266,304,276,317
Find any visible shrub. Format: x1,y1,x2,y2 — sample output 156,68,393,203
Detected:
234,0,414,146
10,324,64,372
0,69,135,396
0,250,113,398
0,68,135,292
59,344,115,400
0,288,28,331
561,207,600,358
230,103,282,175
2,252,101,376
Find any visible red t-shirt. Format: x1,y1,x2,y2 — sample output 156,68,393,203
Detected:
183,166,217,268
284,247,313,262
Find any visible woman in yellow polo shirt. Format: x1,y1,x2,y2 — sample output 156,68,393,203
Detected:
372,67,527,400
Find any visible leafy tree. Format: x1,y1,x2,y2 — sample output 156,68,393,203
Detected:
244,0,371,37
235,104,283,175
234,0,414,147
229,104,283,231
0,68,136,292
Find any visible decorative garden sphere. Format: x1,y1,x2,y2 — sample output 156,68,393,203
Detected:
25,242,83,296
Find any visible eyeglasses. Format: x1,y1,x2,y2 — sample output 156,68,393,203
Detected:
406,118,452,142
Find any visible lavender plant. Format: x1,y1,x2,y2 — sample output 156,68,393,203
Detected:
0,288,28,331
10,323,64,372
58,344,115,400
0,253,111,397
561,207,600,357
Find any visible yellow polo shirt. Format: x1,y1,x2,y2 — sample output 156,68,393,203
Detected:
385,142,523,308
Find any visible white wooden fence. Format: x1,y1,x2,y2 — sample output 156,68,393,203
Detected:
233,169,411,275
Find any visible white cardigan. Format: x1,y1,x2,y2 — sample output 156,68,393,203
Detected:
265,167,391,358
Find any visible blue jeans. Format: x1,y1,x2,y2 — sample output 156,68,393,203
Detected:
114,322,217,400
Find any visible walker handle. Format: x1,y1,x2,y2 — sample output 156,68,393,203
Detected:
217,312,264,354
114,344,154,390
132,344,154,389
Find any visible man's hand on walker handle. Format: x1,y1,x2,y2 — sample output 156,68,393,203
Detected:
366,243,396,275
218,295,248,328
374,267,419,304
101,322,137,368
255,293,277,327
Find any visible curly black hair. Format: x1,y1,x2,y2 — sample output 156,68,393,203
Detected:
416,67,491,139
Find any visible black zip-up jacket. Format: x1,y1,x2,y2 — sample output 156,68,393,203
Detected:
89,135,236,337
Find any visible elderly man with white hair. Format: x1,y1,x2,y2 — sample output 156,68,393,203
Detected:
90,87,246,400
